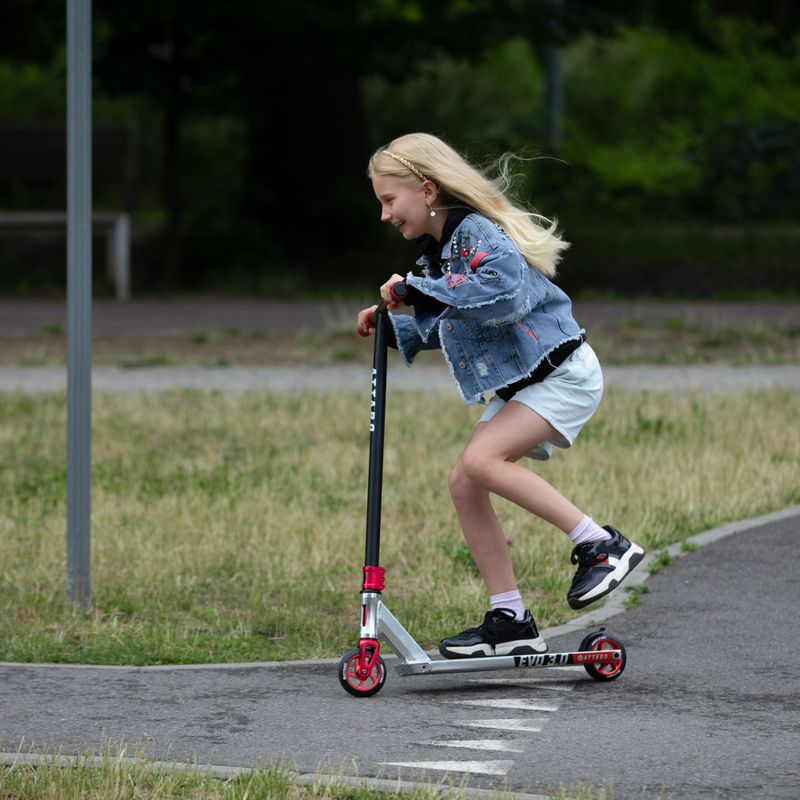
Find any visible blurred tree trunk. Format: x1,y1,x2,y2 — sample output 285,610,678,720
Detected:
161,25,184,289
243,64,366,256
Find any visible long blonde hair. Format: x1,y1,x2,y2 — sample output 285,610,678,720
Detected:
367,132,569,278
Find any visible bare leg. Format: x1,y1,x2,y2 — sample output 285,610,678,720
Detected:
449,452,516,596
449,402,586,595
460,401,586,531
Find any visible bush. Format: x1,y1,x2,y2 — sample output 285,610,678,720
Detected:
558,223,800,298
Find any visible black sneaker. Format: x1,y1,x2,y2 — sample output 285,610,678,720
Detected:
438,608,548,659
567,525,645,610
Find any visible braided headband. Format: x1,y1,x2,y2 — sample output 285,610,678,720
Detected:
382,149,428,182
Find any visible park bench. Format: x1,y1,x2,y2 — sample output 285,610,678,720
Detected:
0,124,137,300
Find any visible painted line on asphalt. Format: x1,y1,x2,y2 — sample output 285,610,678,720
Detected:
457,718,548,733
468,678,575,690
421,739,527,753
444,699,561,713
380,760,514,777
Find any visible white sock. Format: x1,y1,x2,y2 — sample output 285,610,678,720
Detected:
490,589,525,621
568,515,612,545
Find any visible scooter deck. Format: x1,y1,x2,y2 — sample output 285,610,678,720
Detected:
395,648,622,676
374,598,621,676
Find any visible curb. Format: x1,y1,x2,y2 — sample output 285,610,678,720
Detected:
0,752,550,800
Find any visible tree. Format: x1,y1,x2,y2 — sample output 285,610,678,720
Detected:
93,0,580,276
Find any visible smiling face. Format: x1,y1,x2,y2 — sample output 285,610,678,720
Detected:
372,174,441,240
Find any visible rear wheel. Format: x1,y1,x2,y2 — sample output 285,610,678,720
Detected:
338,647,386,697
579,631,626,682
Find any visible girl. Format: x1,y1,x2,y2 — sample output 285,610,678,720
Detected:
357,133,644,659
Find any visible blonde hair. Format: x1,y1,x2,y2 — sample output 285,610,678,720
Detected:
368,132,568,278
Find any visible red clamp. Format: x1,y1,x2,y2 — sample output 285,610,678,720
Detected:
358,638,381,677
362,565,385,592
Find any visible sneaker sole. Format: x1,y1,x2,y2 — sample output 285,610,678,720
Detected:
439,637,548,660
495,637,548,656
568,544,645,610
438,642,494,659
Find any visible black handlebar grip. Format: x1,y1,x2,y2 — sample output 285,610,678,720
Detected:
389,281,408,302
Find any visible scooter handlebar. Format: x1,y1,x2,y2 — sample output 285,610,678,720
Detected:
388,281,408,304
358,281,408,336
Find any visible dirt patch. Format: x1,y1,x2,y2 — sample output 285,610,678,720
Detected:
3,324,800,368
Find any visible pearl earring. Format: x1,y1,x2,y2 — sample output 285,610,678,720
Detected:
429,207,436,217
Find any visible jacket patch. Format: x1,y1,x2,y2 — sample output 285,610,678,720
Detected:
469,251,489,271
446,273,469,289
457,235,482,263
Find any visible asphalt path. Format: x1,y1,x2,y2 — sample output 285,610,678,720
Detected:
2,297,800,335
2,507,799,799
3,362,800,396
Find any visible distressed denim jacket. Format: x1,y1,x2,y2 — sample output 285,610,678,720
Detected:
389,212,584,405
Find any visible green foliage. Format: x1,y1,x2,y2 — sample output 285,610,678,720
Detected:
364,37,544,157
558,223,800,298
0,57,65,119
555,22,800,221
1,5,799,292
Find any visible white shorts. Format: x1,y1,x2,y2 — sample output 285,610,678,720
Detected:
478,342,604,461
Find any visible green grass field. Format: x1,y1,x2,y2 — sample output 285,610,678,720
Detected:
1,386,798,666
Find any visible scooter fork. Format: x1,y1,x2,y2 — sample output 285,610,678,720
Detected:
356,566,384,677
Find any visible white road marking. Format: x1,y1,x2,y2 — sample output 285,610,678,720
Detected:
380,760,513,776
445,698,561,712
420,739,526,753
469,678,576,691
391,684,573,780
458,718,547,733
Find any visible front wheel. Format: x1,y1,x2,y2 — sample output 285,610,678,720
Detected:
579,631,627,682
338,647,386,697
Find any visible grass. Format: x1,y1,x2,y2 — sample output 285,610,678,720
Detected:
0,746,444,800
0,746,625,800
1,386,799,666
589,321,800,366
0,741,638,800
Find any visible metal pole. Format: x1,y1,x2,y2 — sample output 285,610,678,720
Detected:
543,0,563,153
67,0,92,609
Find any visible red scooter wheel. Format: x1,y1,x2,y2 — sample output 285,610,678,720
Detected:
579,631,627,682
338,647,387,697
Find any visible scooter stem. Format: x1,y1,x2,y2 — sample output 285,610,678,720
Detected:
364,306,389,568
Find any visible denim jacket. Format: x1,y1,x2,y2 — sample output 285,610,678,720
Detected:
389,212,584,405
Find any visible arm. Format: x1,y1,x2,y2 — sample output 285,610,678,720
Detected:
387,312,442,365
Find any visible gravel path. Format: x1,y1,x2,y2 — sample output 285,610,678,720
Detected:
3,363,800,395
4,298,799,394
3,298,800,335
